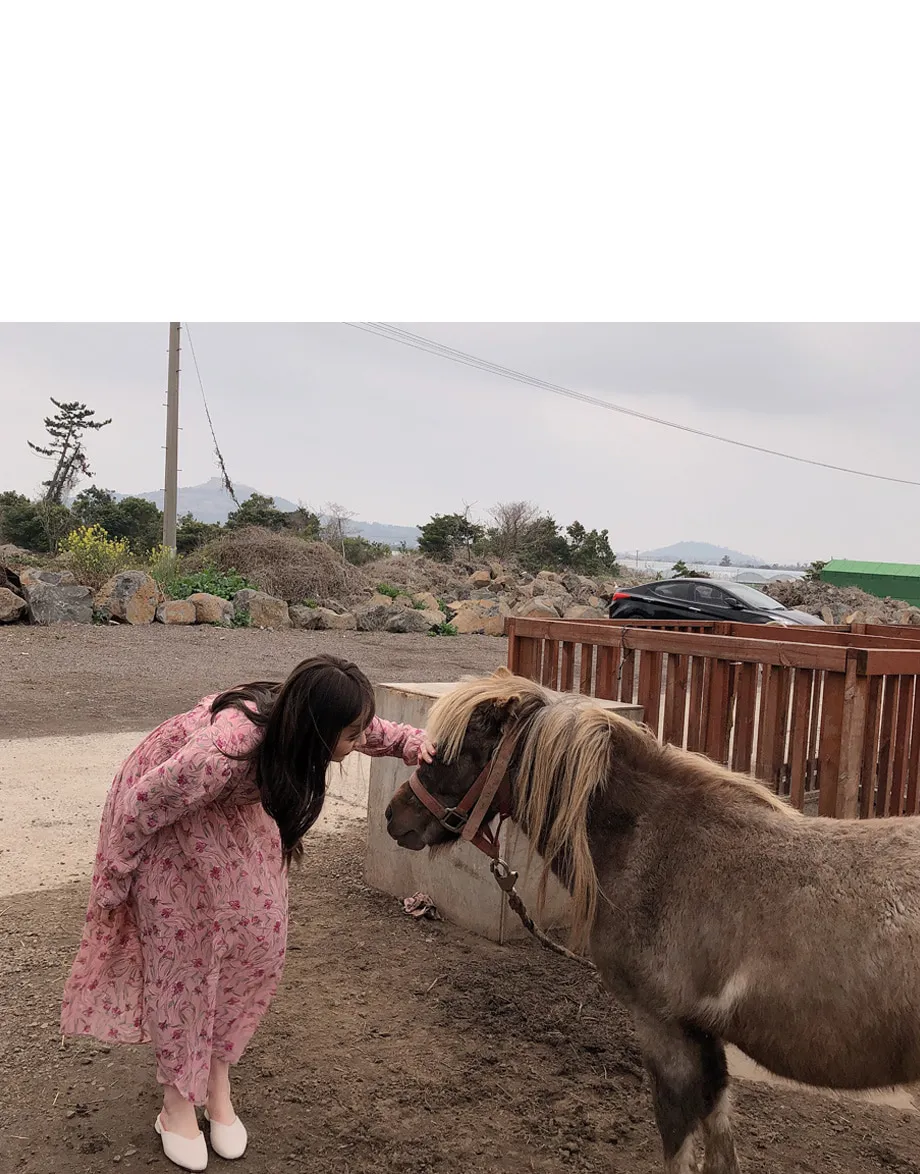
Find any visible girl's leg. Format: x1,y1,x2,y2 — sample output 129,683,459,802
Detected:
206,1058,236,1124
160,1083,201,1138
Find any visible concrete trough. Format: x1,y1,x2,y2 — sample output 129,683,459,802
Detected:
364,682,643,943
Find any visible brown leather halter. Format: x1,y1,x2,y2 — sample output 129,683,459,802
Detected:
407,733,518,860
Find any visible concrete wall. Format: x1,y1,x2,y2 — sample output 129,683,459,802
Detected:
364,682,643,944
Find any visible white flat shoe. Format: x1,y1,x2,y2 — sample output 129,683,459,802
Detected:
205,1109,248,1159
155,1113,208,1171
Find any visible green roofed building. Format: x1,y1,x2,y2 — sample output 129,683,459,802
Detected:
820,560,920,606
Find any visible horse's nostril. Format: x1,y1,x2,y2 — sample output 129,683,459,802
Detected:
385,805,393,822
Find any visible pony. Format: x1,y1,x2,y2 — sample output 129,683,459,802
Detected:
385,669,920,1174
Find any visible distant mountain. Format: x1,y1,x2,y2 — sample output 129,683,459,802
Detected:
638,541,763,567
120,478,420,547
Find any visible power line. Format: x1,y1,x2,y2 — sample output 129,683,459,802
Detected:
183,323,239,505
344,322,920,489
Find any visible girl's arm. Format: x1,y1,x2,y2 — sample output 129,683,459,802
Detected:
361,717,434,766
93,718,248,908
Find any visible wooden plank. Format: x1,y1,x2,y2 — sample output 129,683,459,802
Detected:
560,642,576,693
704,659,732,765
663,654,689,747
889,675,914,816
856,649,920,677
876,677,898,818
506,620,520,673
595,644,617,700
776,667,793,791
541,638,560,690
638,650,664,737
906,679,920,815
817,671,847,816
687,657,706,753
516,636,542,683
835,654,870,819
859,676,883,818
509,618,849,670
807,671,823,790
731,662,758,773
788,669,812,811
619,647,636,705
579,642,595,696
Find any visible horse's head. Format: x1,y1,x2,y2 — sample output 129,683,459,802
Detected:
385,669,548,852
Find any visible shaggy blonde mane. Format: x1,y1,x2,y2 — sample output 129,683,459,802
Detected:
426,669,798,951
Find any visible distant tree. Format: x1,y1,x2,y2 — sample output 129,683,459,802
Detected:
805,559,828,581
225,493,289,531
321,501,356,559
672,560,710,579
28,398,112,505
0,491,52,551
284,505,321,540
418,512,485,562
176,512,223,555
720,555,732,567
343,536,391,565
71,487,162,552
486,500,541,559
564,521,620,576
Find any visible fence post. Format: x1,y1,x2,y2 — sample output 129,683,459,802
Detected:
832,650,870,818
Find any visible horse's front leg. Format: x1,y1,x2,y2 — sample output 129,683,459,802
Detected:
633,1012,740,1174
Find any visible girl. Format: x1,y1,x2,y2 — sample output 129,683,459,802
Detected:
61,654,433,1171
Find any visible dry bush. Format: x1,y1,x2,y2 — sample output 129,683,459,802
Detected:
191,527,370,604
363,554,473,599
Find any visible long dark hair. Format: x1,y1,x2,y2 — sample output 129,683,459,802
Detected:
210,654,375,864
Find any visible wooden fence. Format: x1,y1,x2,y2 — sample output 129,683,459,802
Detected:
505,616,920,819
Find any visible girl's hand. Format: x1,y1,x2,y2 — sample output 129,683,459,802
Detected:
417,738,437,764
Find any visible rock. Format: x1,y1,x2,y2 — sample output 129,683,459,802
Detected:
468,570,492,587
290,604,322,629
95,572,162,624
536,570,564,584
369,591,411,609
563,605,605,620
24,582,93,625
325,610,357,631
0,564,23,596
187,592,234,625
0,543,28,562
290,605,357,631
451,601,507,636
0,587,28,623
562,572,599,596
908,609,920,627
232,589,292,629
20,567,76,589
515,599,561,620
155,600,197,625
385,608,436,634
417,608,446,628
412,592,441,612
355,602,402,632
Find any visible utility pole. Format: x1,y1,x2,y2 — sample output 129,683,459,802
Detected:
162,322,181,551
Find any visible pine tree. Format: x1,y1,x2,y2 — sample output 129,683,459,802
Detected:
28,399,112,505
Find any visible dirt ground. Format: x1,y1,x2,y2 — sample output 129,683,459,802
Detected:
0,626,508,738
4,628,920,1173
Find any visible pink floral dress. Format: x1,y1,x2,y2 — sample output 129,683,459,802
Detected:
61,695,426,1104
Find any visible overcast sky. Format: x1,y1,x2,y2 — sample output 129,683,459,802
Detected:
1,322,917,565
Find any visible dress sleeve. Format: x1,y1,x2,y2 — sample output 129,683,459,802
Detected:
93,718,245,909
360,716,427,766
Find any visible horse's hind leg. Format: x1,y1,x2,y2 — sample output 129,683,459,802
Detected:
634,1014,739,1174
